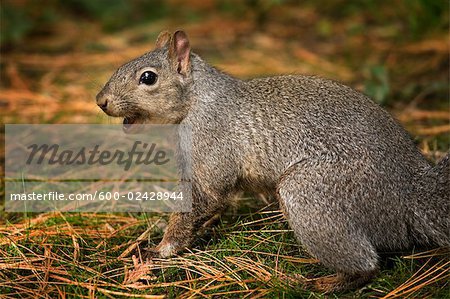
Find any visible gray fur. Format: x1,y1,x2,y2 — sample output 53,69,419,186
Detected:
97,31,450,291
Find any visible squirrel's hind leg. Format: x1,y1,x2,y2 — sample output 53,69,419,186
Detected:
277,160,379,292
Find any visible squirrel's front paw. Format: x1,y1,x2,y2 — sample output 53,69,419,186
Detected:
156,240,179,258
144,240,179,260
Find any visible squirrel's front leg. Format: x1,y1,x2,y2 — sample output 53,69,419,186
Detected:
153,212,197,258
148,186,232,258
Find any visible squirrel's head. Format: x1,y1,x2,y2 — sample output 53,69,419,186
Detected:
96,30,192,133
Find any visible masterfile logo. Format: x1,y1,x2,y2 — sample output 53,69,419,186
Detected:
26,141,170,170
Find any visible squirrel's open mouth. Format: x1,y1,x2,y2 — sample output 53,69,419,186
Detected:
122,116,145,134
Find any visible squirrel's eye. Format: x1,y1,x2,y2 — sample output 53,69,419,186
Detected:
139,71,157,85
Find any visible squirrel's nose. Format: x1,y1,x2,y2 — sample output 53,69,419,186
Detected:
96,95,108,111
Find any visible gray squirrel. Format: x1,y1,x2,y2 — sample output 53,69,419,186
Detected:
96,30,450,292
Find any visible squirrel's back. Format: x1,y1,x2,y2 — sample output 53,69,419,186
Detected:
218,74,431,177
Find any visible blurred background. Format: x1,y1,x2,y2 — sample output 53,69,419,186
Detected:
1,0,449,154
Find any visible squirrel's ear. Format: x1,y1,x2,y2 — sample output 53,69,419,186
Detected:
169,30,191,76
155,31,170,49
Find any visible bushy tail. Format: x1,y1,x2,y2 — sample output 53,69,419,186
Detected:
412,153,449,247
